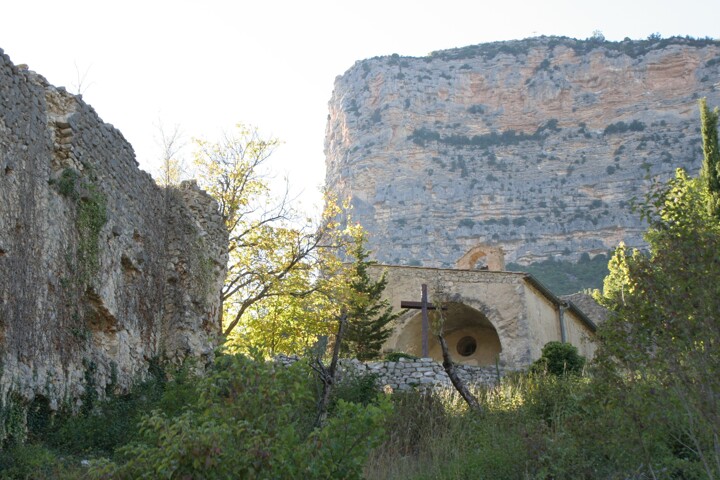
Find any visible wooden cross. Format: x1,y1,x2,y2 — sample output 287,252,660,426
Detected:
400,284,446,358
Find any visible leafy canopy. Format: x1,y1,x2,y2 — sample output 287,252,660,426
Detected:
193,124,350,345
593,100,720,477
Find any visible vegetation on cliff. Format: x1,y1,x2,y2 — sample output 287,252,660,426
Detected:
507,252,610,295
425,34,720,62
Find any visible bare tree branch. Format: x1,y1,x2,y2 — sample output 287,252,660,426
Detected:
193,124,342,338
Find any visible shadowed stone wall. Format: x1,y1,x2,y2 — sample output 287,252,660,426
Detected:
0,49,227,411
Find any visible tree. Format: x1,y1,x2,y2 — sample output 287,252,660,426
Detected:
342,232,402,361
700,98,720,218
590,30,605,43
232,263,335,356
593,103,720,476
71,60,93,96
154,121,185,187
193,124,336,337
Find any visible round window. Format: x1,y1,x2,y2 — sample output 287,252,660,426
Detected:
456,336,477,357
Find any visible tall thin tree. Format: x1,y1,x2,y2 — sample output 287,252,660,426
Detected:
700,98,720,219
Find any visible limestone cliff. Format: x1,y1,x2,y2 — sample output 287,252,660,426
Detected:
325,36,720,267
0,50,228,413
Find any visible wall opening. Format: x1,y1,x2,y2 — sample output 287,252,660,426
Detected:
457,336,478,356
393,302,502,366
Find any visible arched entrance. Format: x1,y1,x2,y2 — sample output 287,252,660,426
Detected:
393,303,502,366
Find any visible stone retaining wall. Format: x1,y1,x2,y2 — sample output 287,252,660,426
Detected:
342,357,505,391
278,356,507,391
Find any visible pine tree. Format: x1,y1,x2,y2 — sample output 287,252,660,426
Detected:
342,233,402,361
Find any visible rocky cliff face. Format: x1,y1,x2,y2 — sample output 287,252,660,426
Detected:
325,36,720,267
0,50,228,414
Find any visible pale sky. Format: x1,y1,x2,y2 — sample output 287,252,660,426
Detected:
2,0,719,213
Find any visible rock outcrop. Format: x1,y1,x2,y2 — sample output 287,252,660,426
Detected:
325,36,720,266
0,50,228,414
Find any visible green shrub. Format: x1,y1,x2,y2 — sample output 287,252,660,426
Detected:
0,443,81,480
54,168,80,199
41,359,199,458
89,352,390,479
331,371,380,409
467,104,485,114
384,352,418,362
458,218,475,228
531,341,586,376
46,376,165,456
603,120,646,135
366,388,529,480
367,390,449,470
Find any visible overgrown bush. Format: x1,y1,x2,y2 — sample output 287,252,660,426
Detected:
331,371,380,410
366,377,587,480
89,352,390,479
0,443,82,480
530,341,586,376
366,368,712,479
383,352,418,362
43,366,172,457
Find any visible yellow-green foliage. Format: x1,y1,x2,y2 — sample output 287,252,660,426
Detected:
193,125,362,348
590,108,720,478
700,98,720,218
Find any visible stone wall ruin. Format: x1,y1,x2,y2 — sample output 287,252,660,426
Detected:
0,49,228,416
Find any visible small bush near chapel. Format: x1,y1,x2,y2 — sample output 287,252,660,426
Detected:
384,352,419,362
531,341,586,375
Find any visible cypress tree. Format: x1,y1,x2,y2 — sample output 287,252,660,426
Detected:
343,234,402,361
700,98,720,219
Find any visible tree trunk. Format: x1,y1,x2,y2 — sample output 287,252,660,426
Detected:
314,312,347,428
437,333,482,413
